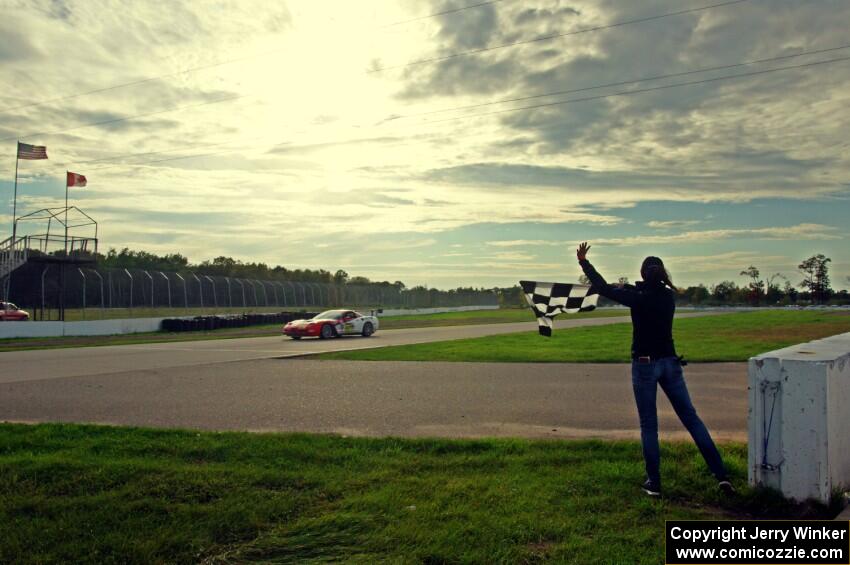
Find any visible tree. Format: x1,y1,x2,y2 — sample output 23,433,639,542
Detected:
333,269,349,284
783,280,798,304
711,281,738,303
765,274,785,304
739,265,764,305
798,254,832,304
682,285,709,305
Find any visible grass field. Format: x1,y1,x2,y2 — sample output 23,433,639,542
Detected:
375,307,628,329
0,423,836,564
0,308,618,352
319,310,850,363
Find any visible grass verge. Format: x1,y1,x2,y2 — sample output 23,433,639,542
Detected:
0,308,620,352
318,310,850,363
375,307,628,329
0,423,836,564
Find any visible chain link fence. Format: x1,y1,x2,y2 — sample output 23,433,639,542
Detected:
7,264,497,320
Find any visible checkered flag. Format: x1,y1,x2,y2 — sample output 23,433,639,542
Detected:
520,280,599,337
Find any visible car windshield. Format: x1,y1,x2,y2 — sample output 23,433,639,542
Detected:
313,310,345,320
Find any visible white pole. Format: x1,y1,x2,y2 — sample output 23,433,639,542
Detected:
11,142,19,239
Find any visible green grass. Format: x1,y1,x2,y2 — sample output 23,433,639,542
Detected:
319,310,850,363
0,308,622,352
377,307,628,329
1,423,835,564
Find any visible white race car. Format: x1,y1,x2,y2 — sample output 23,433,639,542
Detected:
283,309,379,339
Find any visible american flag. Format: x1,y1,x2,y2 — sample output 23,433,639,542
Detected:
17,142,48,160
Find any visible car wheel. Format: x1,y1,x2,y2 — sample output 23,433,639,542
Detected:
290,336,301,340
361,322,374,337
320,324,335,339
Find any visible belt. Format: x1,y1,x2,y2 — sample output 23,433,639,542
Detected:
633,355,687,366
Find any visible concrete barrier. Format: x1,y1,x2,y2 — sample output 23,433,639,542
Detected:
749,332,850,503
0,317,169,339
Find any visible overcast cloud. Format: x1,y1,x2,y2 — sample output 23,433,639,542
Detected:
1,0,848,289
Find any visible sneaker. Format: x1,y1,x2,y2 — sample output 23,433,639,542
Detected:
718,480,736,495
642,479,661,497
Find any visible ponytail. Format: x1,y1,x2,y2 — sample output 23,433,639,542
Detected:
641,256,676,291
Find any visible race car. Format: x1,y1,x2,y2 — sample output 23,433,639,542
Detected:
283,309,379,339
0,302,30,321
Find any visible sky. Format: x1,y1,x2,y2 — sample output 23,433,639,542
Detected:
1,0,848,290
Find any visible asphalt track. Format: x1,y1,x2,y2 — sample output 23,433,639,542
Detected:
0,312,747,440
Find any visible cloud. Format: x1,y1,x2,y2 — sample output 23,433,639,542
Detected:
662,251,792,273
592,223,842,246
1,1,848,289
486,240,559,248
488,251,537,261
647,220,701,229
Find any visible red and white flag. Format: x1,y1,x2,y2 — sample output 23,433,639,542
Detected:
66,171,87,187
17,142,48,160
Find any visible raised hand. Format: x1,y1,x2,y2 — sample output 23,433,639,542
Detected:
576,242,591,262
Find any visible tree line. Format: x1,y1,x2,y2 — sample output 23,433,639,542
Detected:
492,253,849,308
94,248,847,307
95,247,493,298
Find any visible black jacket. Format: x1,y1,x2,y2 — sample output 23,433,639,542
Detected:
579,259,677,360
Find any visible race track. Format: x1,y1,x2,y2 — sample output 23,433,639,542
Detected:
1,314,656,383
0,312,747,441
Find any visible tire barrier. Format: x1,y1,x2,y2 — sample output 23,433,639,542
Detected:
160,312,319,333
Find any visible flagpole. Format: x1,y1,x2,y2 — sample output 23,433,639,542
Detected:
11,141,19,240
65,171,69,255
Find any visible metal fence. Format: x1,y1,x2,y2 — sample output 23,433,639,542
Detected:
8,264,497,320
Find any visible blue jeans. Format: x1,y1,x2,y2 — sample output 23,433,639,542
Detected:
631,357,726,486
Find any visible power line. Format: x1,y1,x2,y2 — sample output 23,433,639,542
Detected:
80,140,233,168
0,2,509,116
368,0,751,73
389,44,850,120
1,93,249,143
421,55,850,125
0,52,270,116
73,44,838,168
381,0,508,28
86,54,850,172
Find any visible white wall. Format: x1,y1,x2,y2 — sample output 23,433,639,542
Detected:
0,317,168,339
748,332,850,502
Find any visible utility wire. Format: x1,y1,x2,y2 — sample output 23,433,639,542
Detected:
381,0,508,28
38,45,846,170
1,93,249,143
0,1,508,115
78,140,232,167
0,53,268,116
86,54,849,172
2,0,746,115
368,0,751,73
389,44,850,120
62,43,824,168
421,55,850,125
